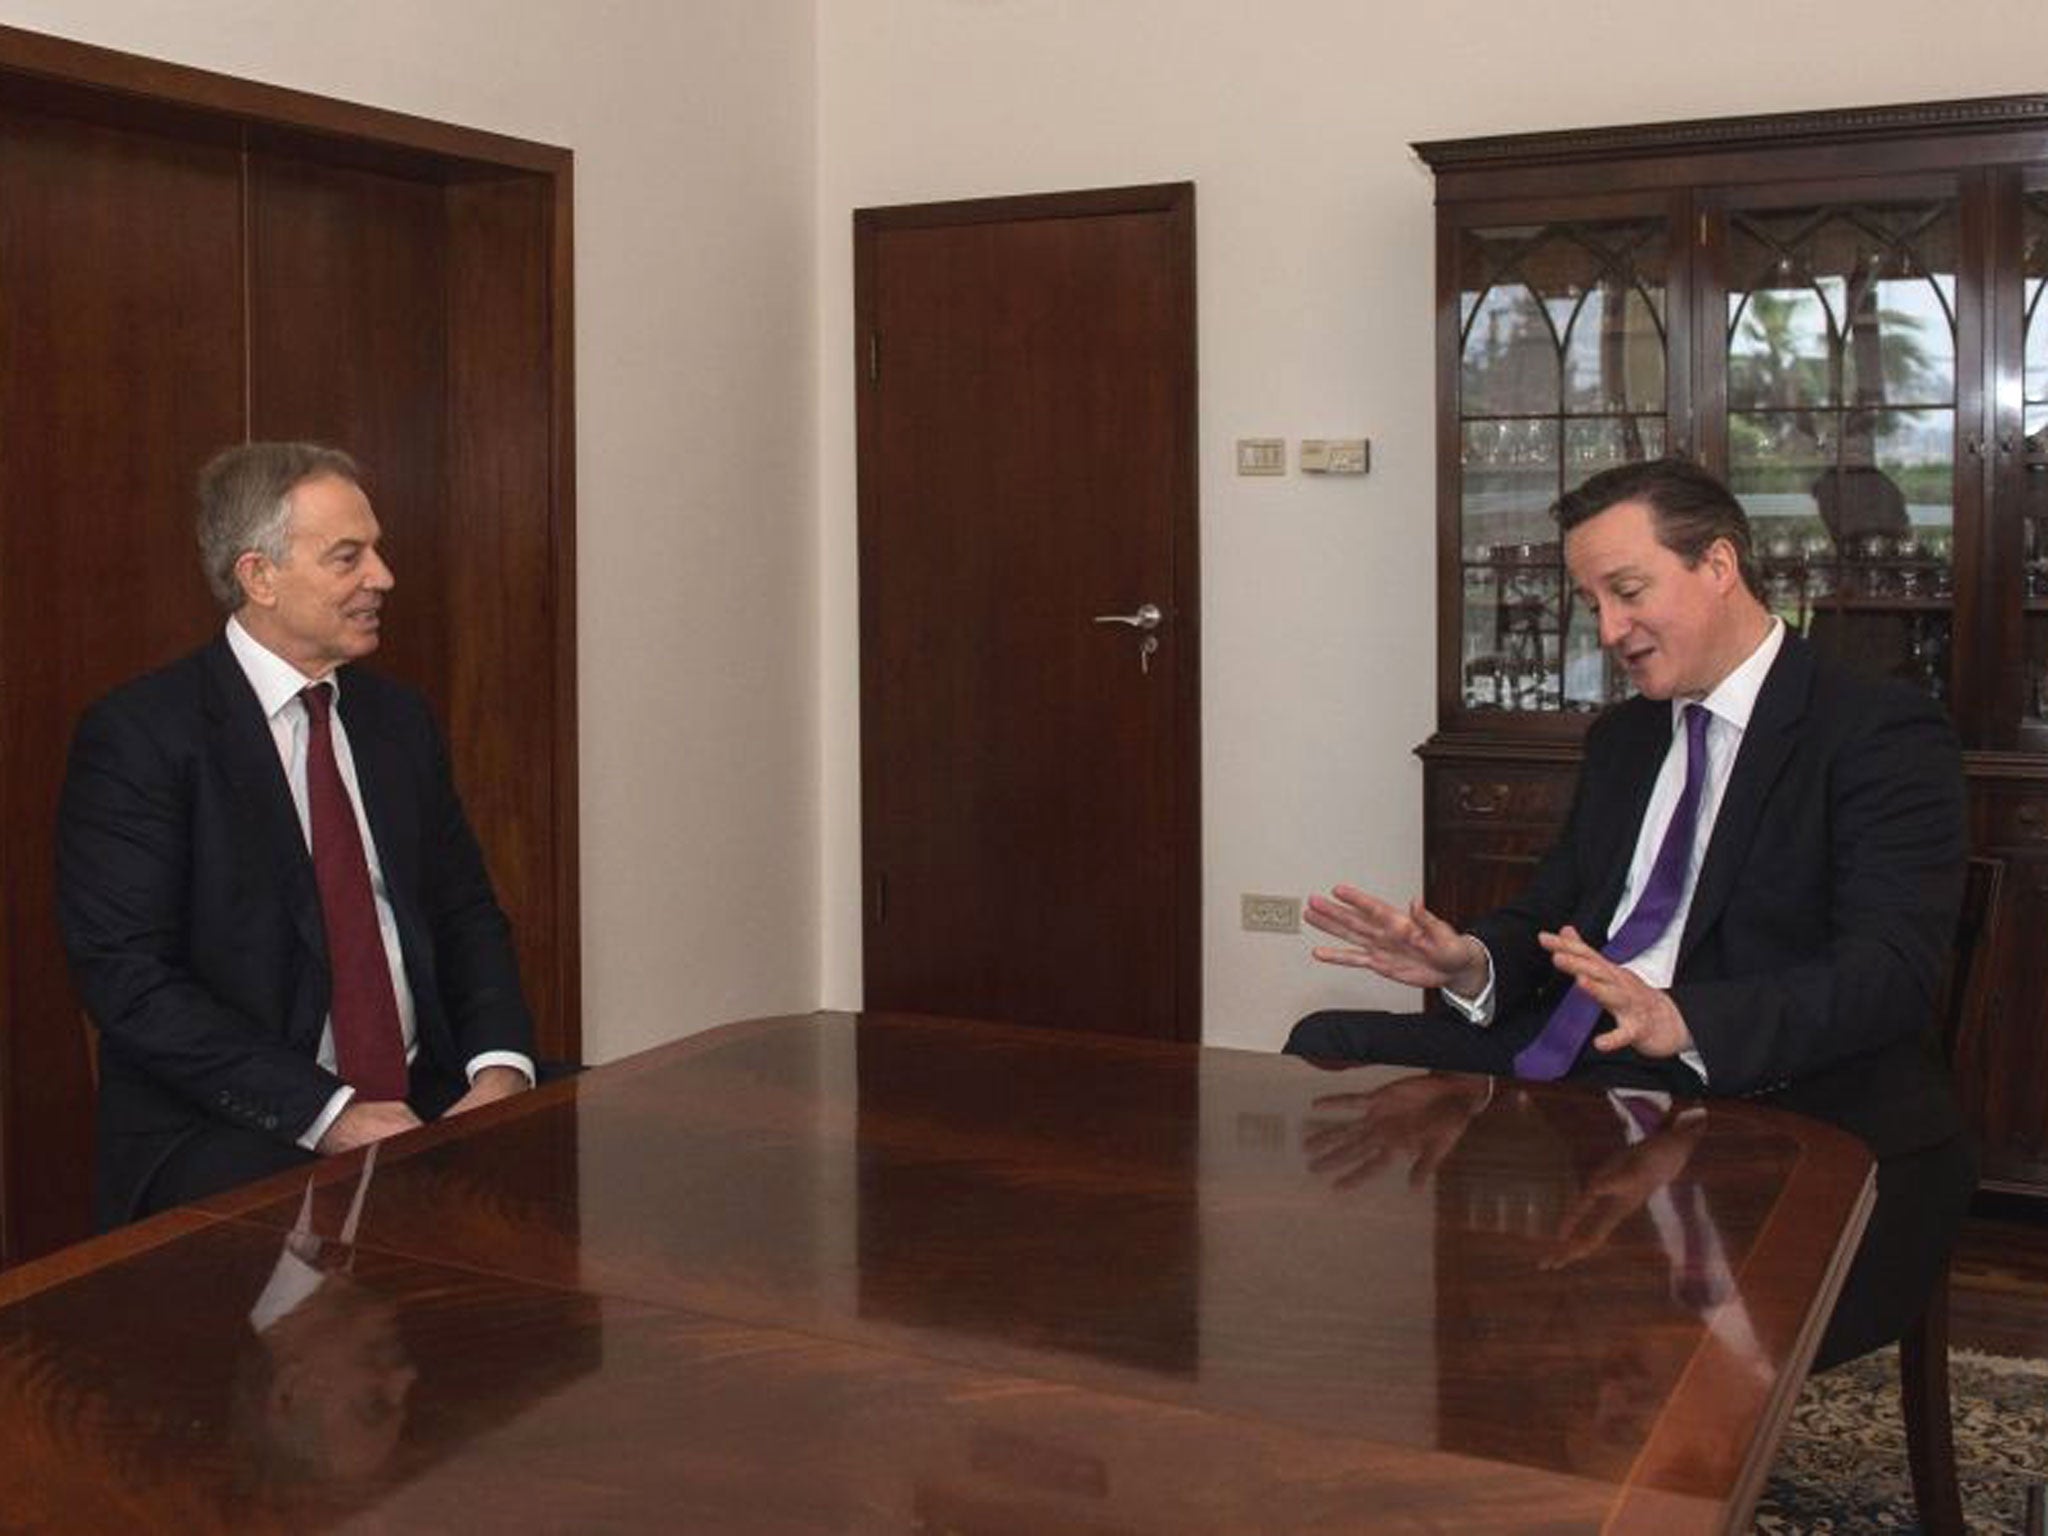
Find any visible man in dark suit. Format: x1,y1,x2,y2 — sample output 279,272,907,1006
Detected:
59,442,534,1229
1288,458,1971,1368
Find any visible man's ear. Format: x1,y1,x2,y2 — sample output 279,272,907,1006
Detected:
235,550,275,609
1704,536,1743,592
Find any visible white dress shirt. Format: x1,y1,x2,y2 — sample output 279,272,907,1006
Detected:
225,618,531,1147
1450,620,1788,1084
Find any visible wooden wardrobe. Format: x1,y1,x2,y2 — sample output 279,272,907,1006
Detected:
0,25,578,1264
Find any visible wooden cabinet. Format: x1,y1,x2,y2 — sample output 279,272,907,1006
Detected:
1416,96,2048,1197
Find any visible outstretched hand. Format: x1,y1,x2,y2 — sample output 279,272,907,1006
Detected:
1305,885,1489,996
1539,926,1693,1058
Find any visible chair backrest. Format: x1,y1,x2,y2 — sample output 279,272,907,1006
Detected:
1940,856,2005,1067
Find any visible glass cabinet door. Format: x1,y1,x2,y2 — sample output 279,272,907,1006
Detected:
1717,194,1962,704
1455,215,1670,716
2021,186,2048,737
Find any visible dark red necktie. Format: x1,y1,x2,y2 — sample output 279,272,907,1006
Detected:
301,684,409,1100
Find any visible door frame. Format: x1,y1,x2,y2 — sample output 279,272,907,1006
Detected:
852,181,1202,1042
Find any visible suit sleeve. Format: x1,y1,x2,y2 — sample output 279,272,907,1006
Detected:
57,696,344,1142
1672,691,1964,1094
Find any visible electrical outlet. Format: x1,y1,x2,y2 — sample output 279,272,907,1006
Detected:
1241,893,1302,933
1301,437,1370,475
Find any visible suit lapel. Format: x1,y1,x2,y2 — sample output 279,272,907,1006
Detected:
1677,636,1814,962
200,638,327,969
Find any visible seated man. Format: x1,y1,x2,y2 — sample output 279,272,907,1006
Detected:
59,441,535,1228
1289,457,1972,1369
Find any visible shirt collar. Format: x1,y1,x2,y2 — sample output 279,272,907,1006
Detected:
226,615,340,721
1680,616,1784,735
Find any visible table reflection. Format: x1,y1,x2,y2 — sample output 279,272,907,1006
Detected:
1301,1070,1789,1494
237,1153,416,1489
0,1015,1870,1534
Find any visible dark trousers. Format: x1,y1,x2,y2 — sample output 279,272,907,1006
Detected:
1285,1008,1975,1372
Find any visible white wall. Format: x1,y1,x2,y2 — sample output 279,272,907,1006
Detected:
16,1,2048,1063
0,0,822,1062
816,0,2048,1050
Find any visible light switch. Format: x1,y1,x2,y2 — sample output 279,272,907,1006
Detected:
1236,438,1285,476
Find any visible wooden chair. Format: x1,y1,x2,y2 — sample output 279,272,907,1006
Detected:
1898,855,2004,1536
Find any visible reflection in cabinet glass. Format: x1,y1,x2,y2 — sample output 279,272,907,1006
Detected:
1457,219,1667,713
1724,198,1959,704
2025,190,2048,732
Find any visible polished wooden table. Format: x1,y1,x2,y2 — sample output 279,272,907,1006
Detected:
0,1012,1872,1533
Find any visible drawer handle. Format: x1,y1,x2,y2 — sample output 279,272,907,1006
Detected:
1457,783,1512,816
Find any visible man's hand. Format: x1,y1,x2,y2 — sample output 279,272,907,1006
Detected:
1540,925,1694,1057
1305,885,1489,996
445,1065,530,1118
316,1099,423,1155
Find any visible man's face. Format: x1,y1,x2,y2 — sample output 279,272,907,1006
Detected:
238,475,393,678
1564,498,1745,701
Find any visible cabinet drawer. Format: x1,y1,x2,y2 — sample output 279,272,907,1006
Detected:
1427,768,1572,830
1975,788,2048,850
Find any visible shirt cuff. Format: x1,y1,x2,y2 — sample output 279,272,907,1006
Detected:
1439,938,1497,1025
298,1085,355,1151
467,1051,535,1086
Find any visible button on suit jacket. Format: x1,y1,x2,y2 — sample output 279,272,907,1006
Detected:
58,634,534,1227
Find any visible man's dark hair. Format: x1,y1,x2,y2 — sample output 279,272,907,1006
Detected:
1553,457,1762,598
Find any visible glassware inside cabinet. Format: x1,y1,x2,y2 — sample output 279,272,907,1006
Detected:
1457,216,1669,712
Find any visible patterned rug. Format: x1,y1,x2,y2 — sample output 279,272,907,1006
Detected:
1755,1346,2048,1533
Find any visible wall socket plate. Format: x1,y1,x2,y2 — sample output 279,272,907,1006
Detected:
1241,893,1302,933
1300,438,1370,475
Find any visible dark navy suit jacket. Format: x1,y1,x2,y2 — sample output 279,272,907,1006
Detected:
58,634,533,1226
1468,632,1967,1160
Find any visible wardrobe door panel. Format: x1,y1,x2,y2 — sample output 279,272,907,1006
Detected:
0,106,244,1261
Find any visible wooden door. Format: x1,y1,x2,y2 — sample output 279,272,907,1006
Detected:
855,185,1199,1041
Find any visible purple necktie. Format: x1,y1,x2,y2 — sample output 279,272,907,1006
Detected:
1513,703,1711,1081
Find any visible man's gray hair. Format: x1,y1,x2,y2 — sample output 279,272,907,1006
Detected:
196,442,363,611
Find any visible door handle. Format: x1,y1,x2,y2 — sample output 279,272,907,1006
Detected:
1092,602,1163,631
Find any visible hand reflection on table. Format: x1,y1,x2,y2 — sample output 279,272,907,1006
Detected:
233,1145,417,1488
1301,1073,1774,1486
1541,1103,1708,1271
1300,1071,1493,1190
